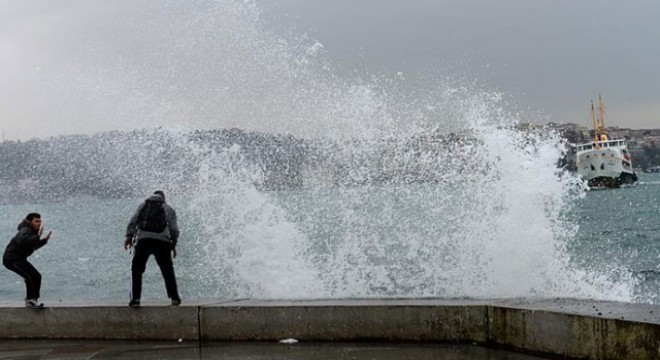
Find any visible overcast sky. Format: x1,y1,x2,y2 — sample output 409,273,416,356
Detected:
264,0,660,127
1,0,659,140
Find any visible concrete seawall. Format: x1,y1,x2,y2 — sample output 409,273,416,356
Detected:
1,298,659,360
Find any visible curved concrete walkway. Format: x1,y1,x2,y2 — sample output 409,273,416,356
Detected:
0,298,658,360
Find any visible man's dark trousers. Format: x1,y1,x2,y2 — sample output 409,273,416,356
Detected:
130,238,180,301
3,260,41,299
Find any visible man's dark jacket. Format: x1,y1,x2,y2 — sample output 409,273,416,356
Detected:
3,221,47,263
126,193,179,248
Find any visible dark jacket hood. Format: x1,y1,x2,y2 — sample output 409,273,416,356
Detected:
17,220,34,232
147,193,165,202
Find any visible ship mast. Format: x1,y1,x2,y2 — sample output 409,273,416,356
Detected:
591,100,599,144
597,94,607,140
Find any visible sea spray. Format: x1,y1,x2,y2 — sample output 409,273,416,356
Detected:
183,142,322,298
0,0,637,302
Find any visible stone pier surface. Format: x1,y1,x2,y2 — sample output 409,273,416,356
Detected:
1,298,659,360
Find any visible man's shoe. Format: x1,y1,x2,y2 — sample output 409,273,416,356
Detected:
25,299,44,309
129,299,140,308
171,299,181,306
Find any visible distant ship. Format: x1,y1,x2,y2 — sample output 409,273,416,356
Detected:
575,95,637,188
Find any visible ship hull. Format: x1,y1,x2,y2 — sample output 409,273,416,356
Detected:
586,172,637,188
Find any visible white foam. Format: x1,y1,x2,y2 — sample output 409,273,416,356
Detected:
16,0,636,302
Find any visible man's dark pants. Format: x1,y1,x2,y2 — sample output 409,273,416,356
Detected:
130,238,180,301
4,260,42,300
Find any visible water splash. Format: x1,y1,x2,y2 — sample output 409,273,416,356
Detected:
1,0,637,301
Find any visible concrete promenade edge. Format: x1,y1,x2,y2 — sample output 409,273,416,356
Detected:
1,298,659,360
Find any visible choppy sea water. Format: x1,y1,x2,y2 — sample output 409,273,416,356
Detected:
568,173,660,304
1,173,658,304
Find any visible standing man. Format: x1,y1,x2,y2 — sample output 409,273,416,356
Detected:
124,190,181,307
3,213,52,308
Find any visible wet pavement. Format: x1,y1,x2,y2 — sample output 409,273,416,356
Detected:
0,340,552,360
494,298,660,323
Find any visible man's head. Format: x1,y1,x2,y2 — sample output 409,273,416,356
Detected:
154,190,165,201
25,213,41,231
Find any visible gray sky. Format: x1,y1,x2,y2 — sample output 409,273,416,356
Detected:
1,0,659,141
264,0,660,127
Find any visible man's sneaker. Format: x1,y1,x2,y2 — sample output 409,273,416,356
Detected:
171,299,181,306
128,299,140,308
25,299,44,309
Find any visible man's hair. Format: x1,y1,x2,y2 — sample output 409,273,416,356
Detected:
25,213,41,221
153,190,165,201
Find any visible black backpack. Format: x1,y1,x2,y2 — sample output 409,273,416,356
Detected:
136,200,168,233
